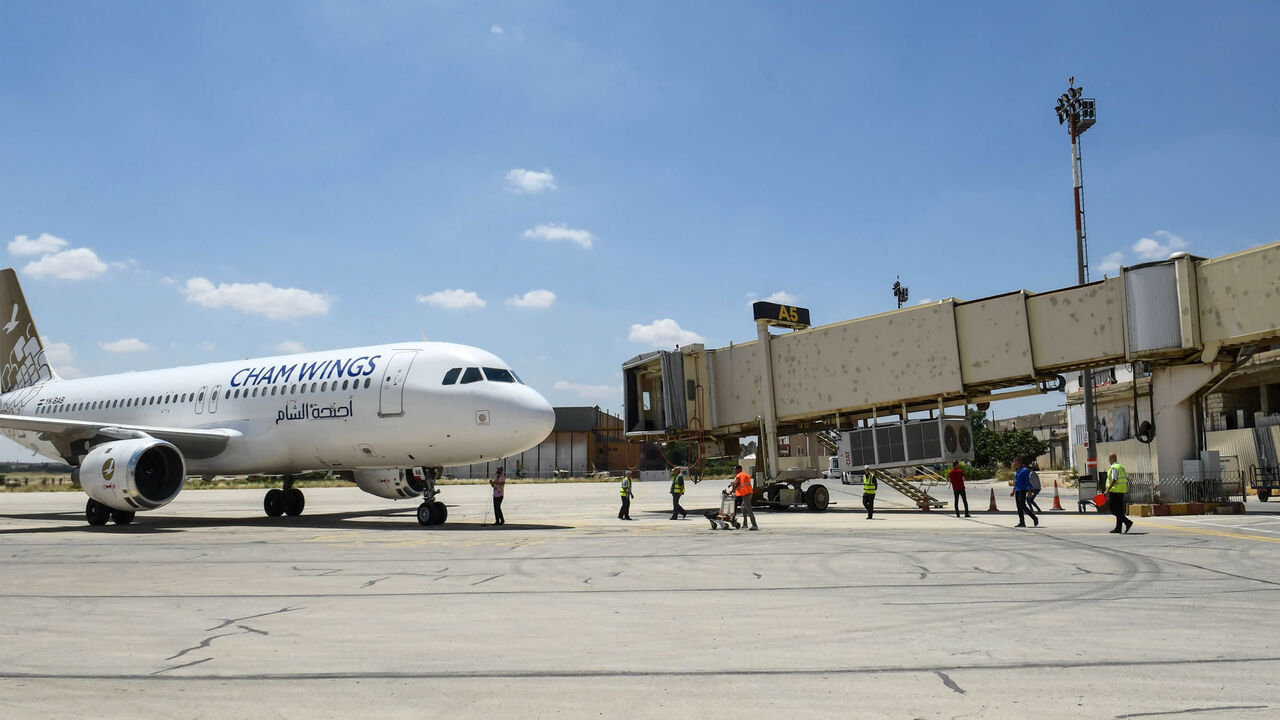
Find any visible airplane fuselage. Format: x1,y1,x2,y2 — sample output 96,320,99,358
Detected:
0,341,554,476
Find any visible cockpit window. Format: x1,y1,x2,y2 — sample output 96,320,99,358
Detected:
483,367,516,383
512,371,525,384
460,367,483,384
442,367,462,385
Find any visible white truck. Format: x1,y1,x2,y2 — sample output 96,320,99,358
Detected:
823,455,852,484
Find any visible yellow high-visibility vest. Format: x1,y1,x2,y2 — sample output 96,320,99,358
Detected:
863,474,877,495
1108,463,1128,493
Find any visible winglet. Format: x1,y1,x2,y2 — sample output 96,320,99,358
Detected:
0,268,58,394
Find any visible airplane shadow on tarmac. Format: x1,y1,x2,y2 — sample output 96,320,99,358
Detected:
0,505,572,535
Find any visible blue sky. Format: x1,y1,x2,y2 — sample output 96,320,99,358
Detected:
1,1,1278,459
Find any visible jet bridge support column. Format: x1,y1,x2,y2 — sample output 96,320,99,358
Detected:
1150,364,1219,475
756,319,780,483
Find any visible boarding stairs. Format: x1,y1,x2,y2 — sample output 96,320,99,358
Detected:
868,466,948,510
816,429,840,454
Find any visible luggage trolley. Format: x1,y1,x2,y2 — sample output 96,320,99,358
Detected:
706,485,740,530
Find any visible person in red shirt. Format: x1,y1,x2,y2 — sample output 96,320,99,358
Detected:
733,465,758,531
948,461,971,518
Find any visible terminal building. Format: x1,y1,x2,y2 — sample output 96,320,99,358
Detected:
1065,346,1280,480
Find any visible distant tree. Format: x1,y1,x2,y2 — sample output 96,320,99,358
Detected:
663,441,695,466
1001,430,1049,466
966,408,1047,467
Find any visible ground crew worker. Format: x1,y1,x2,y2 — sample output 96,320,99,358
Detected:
862,472,877,519
733,465,758,530
948,460,971,518
1012,458,1039,528
1105,453,1133,534
618,471,634,520
670,468,688,520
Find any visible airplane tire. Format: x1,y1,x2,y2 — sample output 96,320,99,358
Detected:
264,489,286,517
285,488,305,516
416,503,434,526
86,499,111,526
1260,489,1271,502
111,510,135,525
432,501,447,525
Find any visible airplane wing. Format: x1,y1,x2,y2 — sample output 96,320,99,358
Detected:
0,414,242,462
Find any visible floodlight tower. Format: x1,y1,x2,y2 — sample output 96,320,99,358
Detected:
1055,77,1100,484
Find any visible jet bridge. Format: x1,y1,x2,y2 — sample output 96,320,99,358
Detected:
623,242,1280,487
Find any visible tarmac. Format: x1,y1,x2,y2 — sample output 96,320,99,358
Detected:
2,478,1279,719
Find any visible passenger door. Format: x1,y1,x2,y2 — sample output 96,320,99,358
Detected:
379,351,418,417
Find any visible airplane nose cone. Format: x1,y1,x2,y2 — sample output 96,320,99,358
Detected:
513,386,556,449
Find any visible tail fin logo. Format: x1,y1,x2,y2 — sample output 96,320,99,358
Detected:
0,269,56,396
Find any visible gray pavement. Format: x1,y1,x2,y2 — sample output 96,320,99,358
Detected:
2,478,1279,719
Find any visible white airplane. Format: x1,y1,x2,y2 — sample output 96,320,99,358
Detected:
0,268,555,527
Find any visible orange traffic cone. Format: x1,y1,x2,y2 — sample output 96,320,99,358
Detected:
1051,479,1065,511
987,488,999,512
921,492,931,512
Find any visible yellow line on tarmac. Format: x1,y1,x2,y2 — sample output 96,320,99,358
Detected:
1139,521,1280,544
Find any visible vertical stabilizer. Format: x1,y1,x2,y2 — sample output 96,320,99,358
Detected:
0,268,56,394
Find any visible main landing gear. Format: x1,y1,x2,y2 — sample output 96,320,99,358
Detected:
85,498,135,526
264,475,306,517
415,467,448,527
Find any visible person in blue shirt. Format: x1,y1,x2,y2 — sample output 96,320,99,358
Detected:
1011,458,1039,528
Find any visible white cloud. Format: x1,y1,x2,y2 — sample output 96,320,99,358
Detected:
40,337,83,378
553,380,619,402
182,277,332,320
522,223,593,249
9,233,68,257
506,289,556,309
628,318,706,348
490,24,504,35
99,338,150,353
1096,251,1125,275
914,298,934,305
274,340,307,354
417,289,486,309
1133,230,1188,261
23,248,108,280
197,341,216,352
764,291,797,304
505,168,556,194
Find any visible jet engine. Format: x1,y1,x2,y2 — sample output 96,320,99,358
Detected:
76,438,186,512
344,468,427,500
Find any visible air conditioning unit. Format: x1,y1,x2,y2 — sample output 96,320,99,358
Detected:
838,417,973,472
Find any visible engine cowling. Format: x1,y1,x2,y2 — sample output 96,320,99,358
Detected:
345,468,426,500
77,438,186,512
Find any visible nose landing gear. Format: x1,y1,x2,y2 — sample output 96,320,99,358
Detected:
415,467,448,526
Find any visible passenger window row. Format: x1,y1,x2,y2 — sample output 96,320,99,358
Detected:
441,367,522,386
34,377,374,416
224,377,372,400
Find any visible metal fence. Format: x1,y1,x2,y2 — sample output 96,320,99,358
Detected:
1125,471,1245,504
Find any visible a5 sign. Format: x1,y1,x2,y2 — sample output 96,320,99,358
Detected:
752,301,811,329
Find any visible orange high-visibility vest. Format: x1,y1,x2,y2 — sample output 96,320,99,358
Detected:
734,472,753,497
